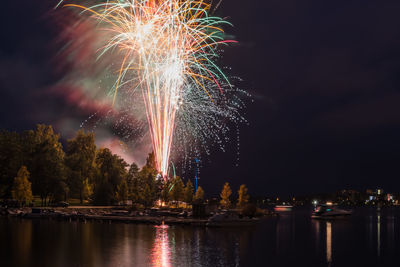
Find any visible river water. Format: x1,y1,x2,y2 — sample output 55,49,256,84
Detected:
0,207,399,267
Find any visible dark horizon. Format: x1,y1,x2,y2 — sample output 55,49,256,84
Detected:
2,0,400,197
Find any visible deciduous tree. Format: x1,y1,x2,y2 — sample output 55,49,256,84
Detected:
115,180,129,204
82,178,93,201
220,182,232,209
194,186,205,203
11,166,32,205
183,180,194,204
127,163,140,203
65,130,97,203
169,176,184,204
93,148,128,205
30,125,67,205
136,152,159,207
160,180,171,204
237,184,250,207
142,184,153,208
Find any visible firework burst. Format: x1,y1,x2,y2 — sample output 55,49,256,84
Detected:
58,0,246,179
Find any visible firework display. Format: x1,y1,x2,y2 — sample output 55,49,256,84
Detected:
59,0,247,178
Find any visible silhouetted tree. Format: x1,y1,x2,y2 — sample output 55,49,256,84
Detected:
0,131,23,198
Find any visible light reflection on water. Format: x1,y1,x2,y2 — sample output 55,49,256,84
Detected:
377,212,381,257
1,208,400,267
326,221,332,266
151,224,171,267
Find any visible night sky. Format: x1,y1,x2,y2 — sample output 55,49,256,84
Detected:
2,0,400,197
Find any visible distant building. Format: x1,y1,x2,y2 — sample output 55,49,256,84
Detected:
365,188,396,206
336,189,363,205
386,194,394,202
376,188,383,196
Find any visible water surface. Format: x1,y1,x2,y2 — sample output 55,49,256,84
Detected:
1,207,399,266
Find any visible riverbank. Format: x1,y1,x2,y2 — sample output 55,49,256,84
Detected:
0,207,273,227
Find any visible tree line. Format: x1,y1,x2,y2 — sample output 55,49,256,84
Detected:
220,182,250,209
0,125,205,206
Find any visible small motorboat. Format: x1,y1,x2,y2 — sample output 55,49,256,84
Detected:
274,205,293,212
312,204,352,219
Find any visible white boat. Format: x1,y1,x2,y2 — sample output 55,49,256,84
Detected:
311,204,352,219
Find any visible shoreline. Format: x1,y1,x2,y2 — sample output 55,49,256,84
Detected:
1,207,270,227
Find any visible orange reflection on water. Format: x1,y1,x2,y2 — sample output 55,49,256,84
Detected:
326,222,332,265
151,224,171,267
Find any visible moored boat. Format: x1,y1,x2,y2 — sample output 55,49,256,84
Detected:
274,205,293,212
312,204,352,219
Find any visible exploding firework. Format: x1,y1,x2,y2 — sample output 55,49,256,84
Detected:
58,0,246,178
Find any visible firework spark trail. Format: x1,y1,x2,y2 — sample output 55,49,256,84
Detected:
60,0,238,178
